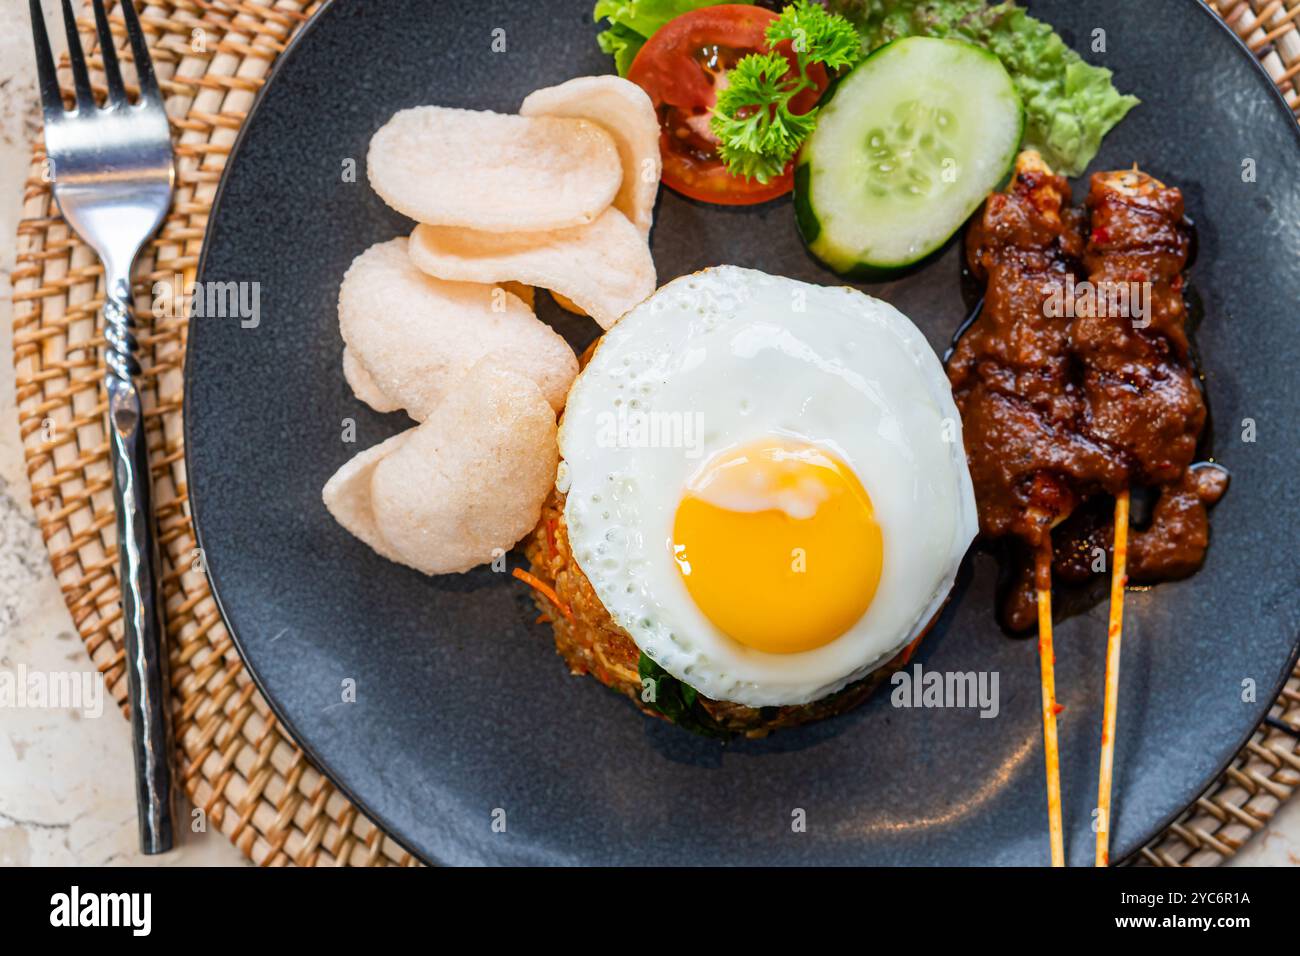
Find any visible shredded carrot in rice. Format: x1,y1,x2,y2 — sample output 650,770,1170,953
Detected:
512,567,574,622
546,518,559,559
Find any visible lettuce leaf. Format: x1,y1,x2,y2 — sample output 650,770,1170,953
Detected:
593,0,754,76
827,0,1139,176
596,21,650,77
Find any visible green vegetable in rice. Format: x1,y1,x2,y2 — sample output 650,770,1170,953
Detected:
637,653,731,738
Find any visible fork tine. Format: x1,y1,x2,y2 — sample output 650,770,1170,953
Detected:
28,0,65,121
59,0,96,111
119,0,161,104
91,0,127,105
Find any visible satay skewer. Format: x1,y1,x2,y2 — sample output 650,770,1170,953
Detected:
949,149,1080,866
1035,541,1065,867
1095,489,1130,866
954,153,1206,869
1085,167,1181,867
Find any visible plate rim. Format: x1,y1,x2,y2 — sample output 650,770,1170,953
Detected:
183,0,1300,866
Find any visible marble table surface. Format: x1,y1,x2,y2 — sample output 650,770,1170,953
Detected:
0,0,1294,868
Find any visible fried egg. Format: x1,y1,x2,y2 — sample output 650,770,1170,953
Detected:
558,266,977,707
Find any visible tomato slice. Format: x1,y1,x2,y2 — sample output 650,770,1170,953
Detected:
628,4,827,206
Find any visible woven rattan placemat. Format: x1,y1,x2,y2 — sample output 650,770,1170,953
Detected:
10,0,1300,867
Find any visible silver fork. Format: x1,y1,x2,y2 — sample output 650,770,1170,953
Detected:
29,0,177,854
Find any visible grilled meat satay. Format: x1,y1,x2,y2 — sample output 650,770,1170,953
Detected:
950,151,1124,629
953,149,1082,436
1077,169,1227,580
1075,169,1201,485
953,157,1227,630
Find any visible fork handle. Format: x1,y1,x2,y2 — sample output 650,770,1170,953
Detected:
104,271,176,854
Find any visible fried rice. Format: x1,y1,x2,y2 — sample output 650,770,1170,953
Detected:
521,489,924,737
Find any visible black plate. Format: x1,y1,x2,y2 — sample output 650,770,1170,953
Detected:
186,0,1300,865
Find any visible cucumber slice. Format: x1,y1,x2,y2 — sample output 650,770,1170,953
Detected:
795,37,1023,277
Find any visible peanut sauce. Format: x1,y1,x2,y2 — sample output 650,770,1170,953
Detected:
948,154,1228,632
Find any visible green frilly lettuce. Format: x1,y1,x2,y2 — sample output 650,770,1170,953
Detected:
827,0,1139,175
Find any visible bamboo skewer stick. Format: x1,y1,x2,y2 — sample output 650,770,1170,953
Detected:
1035,542,1065,867
1095,489,1130,867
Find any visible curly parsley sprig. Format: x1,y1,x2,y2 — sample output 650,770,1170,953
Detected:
710,1,862,184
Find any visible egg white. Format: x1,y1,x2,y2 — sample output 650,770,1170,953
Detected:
558,266,977,707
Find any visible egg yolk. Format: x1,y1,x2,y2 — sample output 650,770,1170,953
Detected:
671,438,883,654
